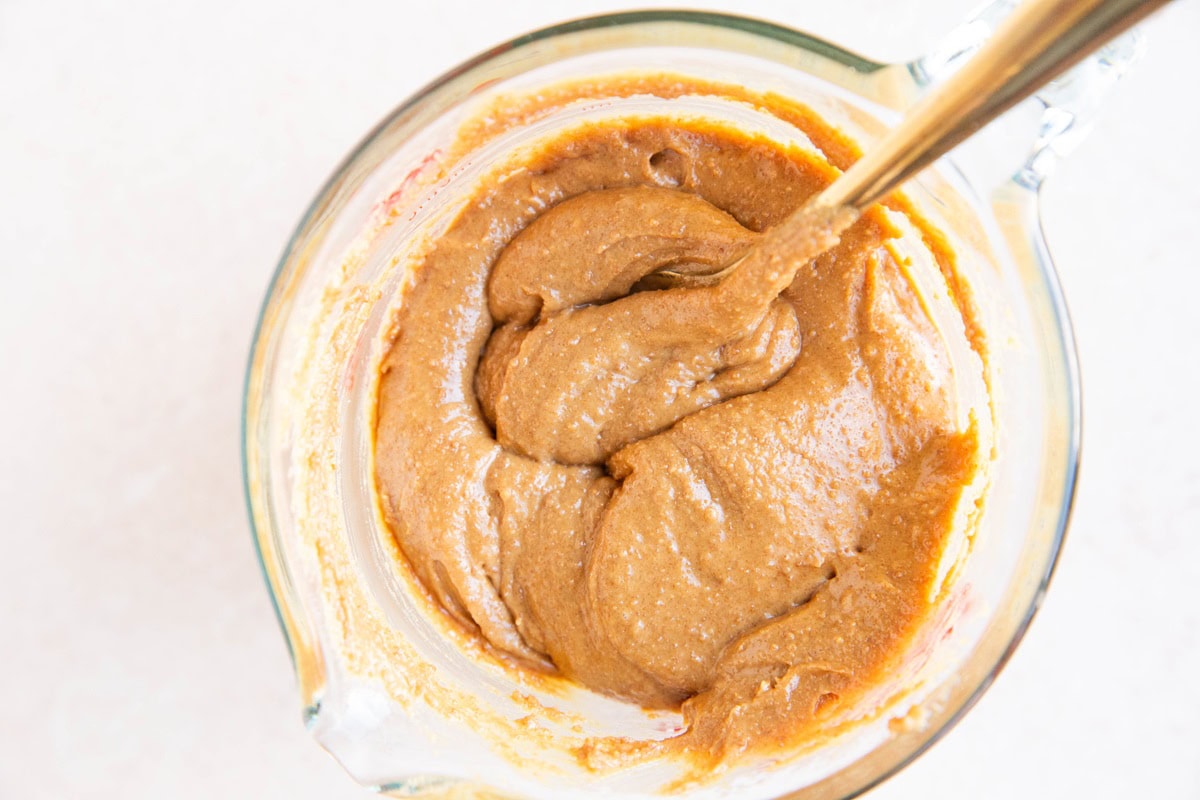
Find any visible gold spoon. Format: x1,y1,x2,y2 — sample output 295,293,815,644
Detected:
653,0,1169,288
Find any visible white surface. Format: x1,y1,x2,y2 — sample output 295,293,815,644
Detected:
2,0,1198,797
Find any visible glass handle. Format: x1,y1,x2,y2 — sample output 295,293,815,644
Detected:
909,0,1148,189
908,0,1020,88
1015,30,1146,187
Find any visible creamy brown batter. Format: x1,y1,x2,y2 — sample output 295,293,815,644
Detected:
374,116,983,761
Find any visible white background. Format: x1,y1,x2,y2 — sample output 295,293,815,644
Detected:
2,0,1198,797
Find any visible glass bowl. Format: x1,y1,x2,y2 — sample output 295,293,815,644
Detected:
243,7,1131,798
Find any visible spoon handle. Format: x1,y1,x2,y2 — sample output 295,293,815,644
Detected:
817,0,1169,210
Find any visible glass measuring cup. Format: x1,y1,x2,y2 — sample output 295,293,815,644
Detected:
243,7,1140,797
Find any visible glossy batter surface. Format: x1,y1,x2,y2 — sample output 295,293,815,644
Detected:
374,118,982,759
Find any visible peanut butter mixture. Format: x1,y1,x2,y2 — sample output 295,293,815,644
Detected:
374,118,983,759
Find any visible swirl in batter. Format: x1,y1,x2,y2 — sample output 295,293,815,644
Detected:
375,117,983,759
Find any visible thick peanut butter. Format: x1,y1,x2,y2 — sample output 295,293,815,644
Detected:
374,114,984,760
